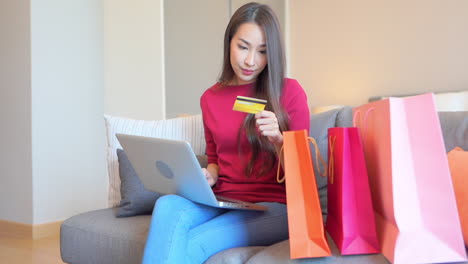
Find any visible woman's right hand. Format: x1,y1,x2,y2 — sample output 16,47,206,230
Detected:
202,167,218,187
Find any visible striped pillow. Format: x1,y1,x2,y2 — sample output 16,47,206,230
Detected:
104,114,206,208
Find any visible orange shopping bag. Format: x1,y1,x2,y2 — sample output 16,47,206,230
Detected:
448,147,468,246
280,130,331,259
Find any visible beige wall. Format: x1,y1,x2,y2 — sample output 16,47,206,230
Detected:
0,0,33,224
103,0,468,117
164,0,228,118
287,0,468,108
30,0,107,225
103,0,165,121
0,0,107,225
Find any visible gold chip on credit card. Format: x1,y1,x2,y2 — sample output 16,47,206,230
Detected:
232,96,267,114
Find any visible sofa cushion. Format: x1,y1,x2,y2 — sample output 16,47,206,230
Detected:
60,208,151,264
309,107,352,218
245,234,389,264
116,148,209,217
116,149,160,217
61,208,266,264
205,246,266,264
104,114,206,208
335,107,353,128
438,111,468,152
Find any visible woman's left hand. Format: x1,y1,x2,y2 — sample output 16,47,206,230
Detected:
255,110,283,147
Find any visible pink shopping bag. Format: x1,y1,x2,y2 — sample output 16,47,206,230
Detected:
326,127,380,255
353,93,467,264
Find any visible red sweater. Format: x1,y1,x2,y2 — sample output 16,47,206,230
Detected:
200,78,310,204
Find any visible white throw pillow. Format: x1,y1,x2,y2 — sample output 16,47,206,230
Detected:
434,90,468,112
104,114,206,208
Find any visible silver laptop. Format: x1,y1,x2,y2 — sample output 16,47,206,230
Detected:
116,134,267,211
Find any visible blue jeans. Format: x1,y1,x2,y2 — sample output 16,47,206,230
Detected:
142,194,288,264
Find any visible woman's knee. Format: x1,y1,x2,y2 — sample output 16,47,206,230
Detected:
156,194,190,207
153,195,221,223
153,194,191,217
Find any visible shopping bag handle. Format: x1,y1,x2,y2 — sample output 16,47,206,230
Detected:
352,107,375,150
353,107,375,128
328,136,336,184
277,137,327,183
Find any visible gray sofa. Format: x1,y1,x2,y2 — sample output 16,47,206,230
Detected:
60,106,468,264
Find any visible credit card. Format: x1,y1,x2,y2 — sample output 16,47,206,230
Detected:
232,96,267,114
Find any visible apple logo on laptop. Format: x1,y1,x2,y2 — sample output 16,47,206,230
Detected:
155,160,174,179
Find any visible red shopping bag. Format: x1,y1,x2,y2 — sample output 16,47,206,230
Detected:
326,127,380,255
280,130,331,259
353,93,466,263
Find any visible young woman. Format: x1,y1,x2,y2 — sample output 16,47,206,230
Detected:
142,3,309,263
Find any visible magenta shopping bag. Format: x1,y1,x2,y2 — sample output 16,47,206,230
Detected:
353,93,466,263
326,127,379,255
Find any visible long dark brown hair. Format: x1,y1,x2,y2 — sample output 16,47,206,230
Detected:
219,2,289,178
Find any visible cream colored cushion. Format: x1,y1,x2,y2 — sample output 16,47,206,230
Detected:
104,114,206,207
434,90,468,112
